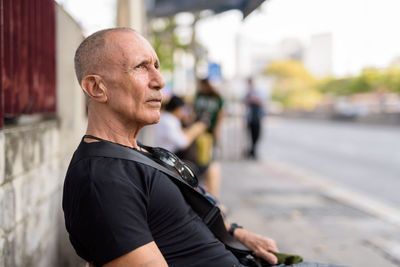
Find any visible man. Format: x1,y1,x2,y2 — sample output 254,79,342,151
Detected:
245,78,265,159
63,27,278,267
63,28,345,267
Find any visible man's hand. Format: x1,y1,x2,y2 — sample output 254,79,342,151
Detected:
234,228,279,265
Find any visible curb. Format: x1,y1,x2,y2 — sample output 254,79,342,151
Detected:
265,159,400,229
263,159,400,264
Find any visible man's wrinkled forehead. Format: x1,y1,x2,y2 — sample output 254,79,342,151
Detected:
105,31,157,67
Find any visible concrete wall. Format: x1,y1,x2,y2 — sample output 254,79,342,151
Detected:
1,121,60,266
55,4,87,267
0,4,87,267
56,4,87,165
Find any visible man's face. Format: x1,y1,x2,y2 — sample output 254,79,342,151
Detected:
101,31,165,127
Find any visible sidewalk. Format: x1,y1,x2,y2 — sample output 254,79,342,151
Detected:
219,158,400,267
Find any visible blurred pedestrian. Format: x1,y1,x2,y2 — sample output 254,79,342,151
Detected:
245,77,266,159
155,95,206,153
187,78,224,197
155,95,222,198
193,78,224,141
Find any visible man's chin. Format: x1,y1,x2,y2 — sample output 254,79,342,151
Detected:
148,114,161,125
149,118,160,125
139,111,160,126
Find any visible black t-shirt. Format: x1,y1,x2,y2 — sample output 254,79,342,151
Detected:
62,140,242,267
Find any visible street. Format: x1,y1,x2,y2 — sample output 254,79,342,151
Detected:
260,117,400,207
218,116,400,267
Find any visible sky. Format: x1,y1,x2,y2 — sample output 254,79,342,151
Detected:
57,0,400,78
56,0,116,35
196,0,400,77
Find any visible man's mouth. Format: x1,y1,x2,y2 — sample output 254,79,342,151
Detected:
147,98,161,103
146,98,162,106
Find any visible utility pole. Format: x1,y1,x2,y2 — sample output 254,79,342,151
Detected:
117,0,147,36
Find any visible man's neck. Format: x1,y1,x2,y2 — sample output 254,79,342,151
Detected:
85,107,142,149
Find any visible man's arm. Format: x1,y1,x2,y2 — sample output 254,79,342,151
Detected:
226,223,279,265
212,108,224,139
182,121,207,148
104,241,168,267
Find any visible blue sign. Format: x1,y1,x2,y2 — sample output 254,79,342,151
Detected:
207,62,222,81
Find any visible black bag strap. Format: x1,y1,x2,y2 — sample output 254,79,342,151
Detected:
75,139,250,254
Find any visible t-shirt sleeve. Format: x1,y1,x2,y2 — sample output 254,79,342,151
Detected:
73,159,154,266
168,120,189,151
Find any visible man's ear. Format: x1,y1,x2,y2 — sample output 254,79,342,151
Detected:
81,75,108,103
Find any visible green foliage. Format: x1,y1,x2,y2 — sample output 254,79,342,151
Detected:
264,60,400,111
317,77,353,95
349,68,383,94
382,67,400,93
264,60,315,82
317,67,400,96
264,60,322,110
149,18,190,72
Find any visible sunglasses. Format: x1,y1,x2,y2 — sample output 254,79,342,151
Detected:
83,135,198,187
142,146,199,187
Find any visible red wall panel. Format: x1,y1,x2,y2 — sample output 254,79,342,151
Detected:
0,0,3,128
0,0,56,127
3,0,14,115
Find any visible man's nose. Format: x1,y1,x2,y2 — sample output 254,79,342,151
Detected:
149,69,165,90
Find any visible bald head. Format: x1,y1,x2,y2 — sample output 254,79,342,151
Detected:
74,27,136,85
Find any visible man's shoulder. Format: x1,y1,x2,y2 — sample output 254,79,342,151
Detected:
62,143,169,218
65,142,164,189
68,154,157,181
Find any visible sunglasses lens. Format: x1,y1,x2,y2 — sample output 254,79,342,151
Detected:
153,148,198,187
179,165,198,187
159,153,176,167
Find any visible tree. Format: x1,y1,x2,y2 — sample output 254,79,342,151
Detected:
317,67,400,96
149,17,191,72
263,60,322,110
382,66,400,94
349,68,383,94
317,77,353,96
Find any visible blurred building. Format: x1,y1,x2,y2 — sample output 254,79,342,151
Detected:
236,33,305,77
304,32,333,78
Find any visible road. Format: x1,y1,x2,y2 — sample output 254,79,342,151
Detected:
259,117,400,207
219,116,400,266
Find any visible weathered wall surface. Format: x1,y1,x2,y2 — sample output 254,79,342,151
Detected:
55,3,87,267
0,4,87,267
56,3,87,155
1,121,61,267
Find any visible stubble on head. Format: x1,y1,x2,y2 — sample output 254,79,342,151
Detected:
74,27,138,85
